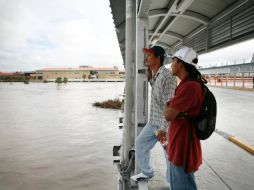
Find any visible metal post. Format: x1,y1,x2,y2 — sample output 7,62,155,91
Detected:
118,1,136,189
124,0,134,168
135,13,149,174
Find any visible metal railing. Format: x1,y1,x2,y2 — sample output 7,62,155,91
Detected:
204,73,254,89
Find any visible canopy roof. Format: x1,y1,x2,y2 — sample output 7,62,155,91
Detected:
110,0,254,61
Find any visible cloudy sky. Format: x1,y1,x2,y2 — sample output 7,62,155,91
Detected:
0,0,123,72
199,39,254,68
0,0,253,72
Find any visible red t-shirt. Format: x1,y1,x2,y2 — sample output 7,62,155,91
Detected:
166,79,203,173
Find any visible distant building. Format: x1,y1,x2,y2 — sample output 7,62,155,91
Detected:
24,71,36,80
35,66,125,82
199,62,254,76
0,72,24,82
0,72,15,77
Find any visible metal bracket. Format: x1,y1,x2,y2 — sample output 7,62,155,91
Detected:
119,117,123,123
119,123,123,129
113,145,121,156
138,123,146,128
113,159,120,164
138,69,146,74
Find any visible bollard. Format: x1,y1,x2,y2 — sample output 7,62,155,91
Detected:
229,136,254,155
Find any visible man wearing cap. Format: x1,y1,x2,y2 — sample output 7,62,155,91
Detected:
164,46,203,190
131,46,177,183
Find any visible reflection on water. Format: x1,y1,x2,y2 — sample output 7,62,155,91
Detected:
0,82,124,190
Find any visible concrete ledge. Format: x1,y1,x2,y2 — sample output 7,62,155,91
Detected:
228,136,254,155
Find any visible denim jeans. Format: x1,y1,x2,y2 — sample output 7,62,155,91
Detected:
135,122,170,184
169,162,197,190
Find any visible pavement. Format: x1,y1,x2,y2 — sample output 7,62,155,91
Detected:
148,133,254,190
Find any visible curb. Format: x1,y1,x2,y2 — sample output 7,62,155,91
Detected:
228,136,254,155
208,85,254,92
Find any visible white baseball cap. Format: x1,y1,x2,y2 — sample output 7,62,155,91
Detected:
172,46,198,67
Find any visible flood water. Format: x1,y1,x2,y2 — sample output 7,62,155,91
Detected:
0,82,124,190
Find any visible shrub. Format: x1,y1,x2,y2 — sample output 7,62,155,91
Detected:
55,77,62,84
93,98,124,110
63,77,68,83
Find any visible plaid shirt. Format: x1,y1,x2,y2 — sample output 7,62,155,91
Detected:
149,65,177,129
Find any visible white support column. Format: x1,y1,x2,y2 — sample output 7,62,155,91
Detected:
135,1,149,174
124,0,135,163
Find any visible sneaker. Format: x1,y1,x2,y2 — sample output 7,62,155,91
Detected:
131,173,153,181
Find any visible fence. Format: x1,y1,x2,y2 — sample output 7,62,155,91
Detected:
205,73,254,89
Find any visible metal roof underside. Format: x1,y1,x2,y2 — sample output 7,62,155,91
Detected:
109,0,254,62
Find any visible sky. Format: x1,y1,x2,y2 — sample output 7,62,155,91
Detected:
0,0,253,72
0,0,123,72
199,39,254,68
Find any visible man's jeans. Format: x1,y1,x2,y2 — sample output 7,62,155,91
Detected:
135,122,170,183
169,161,197,190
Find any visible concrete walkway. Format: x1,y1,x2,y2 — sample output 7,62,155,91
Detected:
148,131,254,190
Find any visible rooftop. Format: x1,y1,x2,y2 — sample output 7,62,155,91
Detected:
37,66,121,72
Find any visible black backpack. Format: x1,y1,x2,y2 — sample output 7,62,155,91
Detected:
193,80,217,140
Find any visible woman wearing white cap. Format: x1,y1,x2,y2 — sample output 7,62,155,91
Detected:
164,46,203,190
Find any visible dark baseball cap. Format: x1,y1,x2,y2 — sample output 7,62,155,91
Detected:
143,46,165,58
